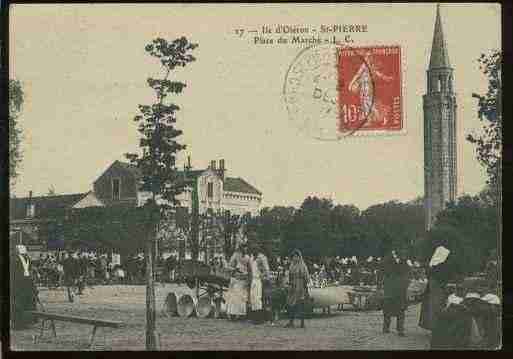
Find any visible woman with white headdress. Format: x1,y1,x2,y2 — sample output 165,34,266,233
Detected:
225,243,250,320
10,244,37,329
419,227,460,331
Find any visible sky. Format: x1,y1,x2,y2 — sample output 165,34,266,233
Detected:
9,3,501,210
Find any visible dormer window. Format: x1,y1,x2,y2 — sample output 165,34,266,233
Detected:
26,203,35,218
112,178,121,200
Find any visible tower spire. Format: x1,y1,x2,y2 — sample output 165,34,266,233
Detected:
423,3,457,231
429,4,451,69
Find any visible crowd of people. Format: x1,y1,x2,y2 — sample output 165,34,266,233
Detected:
223,243,308,328
286,255,426,288
31,251,144,289
418,238,501,349
11,237,500,349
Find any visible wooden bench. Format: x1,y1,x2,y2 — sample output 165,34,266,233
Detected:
28,311,123,349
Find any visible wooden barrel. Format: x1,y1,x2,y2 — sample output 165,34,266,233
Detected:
196,297,214,318
177,294,197,318
164,292,179,316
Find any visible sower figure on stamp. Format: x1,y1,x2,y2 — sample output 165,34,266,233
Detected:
381,247,411,337
286,249,310,329
348,51,393,125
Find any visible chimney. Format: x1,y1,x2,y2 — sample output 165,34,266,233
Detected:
219,159,226,180
210,160,216,170
27,191,34,218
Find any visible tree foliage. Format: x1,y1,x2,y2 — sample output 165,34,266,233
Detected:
125,37,198,216
242,192,496,276
62,206,151,254
9,79,24,184
467,50,502,187
246,206,295,262
434,193,498,275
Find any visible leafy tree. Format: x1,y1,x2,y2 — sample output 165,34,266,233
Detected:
283,197,334,258
125,37,198,350
360,200,423,257
466,49,502,282
126,37,198,210
434,192,498,275
246,206,295,263
9,79,24,185
60,206,149,254
467,50,502,188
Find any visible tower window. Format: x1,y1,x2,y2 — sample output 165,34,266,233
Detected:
207,182,213,198
112,178,121,200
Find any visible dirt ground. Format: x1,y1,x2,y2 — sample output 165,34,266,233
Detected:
10,284,431,351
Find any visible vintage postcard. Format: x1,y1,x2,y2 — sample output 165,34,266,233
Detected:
7,3,502,351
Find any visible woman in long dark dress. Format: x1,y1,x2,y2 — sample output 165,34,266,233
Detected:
285,249,310,329
11,245,37,329
419,231,460,331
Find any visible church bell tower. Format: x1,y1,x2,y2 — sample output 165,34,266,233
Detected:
424,4,458,231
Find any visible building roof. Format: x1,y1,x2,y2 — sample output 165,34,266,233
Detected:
117,161,262,195
10,192,89,220
429,4,451,69
224,177,262,195
116,160,142,179
117,161,203,180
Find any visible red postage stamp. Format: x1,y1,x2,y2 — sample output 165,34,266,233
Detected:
337,45,403,134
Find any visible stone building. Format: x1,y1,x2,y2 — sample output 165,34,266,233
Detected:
94,158,262,216
423,5,458,230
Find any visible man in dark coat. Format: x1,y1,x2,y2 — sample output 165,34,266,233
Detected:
10,245,37,329
62,252,79,302
381,248,411,336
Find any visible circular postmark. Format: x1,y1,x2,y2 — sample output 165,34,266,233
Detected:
283,43,375,141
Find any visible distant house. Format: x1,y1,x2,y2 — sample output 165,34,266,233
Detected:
9,191,104,254
93,159,262,216
10,158,262,256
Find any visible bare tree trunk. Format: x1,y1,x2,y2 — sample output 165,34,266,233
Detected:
145,221,157,350
497,72,502,294
497,152,502,286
